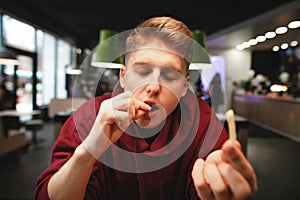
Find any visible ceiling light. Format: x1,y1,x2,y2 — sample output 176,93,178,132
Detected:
236,44,244,51
288,20,300,29
76,48,82,54
248,39,257,45
272,46,280,51
242,42,250,48
265,31,276,39
275,26,288,34
270,84,288,92
290,40,298,47
85,48,91,55
256,35,266,42
66,68,82,75
280,43,288,49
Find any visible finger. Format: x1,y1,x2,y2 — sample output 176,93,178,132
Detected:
109,91,133,110
218,162,252,200
138,100,152,111
114,98,149,128
134,109,149,120
112,98,131,111
192,159,213,200
113,110,130,123
205,150,222,164
98,97,131,124
129,97,151,113
127,98,150,120
204,162,230,200
221,140,258,193
113,110,131,131
127,98,136,120
129,97,151,119
96,109,129,143
134,102,151,119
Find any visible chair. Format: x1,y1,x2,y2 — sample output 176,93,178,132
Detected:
0,116,26,156
24,115,44,144
48,98,86,141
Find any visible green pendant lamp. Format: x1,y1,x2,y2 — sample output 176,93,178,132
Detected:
91,29,124,68
0,49,19,65
189,29,212,70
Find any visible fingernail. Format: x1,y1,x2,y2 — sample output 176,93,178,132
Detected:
146,104,151,110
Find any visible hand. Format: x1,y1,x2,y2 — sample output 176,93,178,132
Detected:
192,140,257,200
97,91,151,142
83,91,151,157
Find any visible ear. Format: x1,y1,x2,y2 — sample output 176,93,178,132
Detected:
119,65,126,88
181,75,190,97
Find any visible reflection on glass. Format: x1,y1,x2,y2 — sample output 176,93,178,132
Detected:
16,55,33,112
37,31,55,105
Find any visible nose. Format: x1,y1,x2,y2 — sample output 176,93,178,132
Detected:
146,82,160,95
146,70,160,95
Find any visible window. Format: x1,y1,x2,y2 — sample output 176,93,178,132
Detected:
2,15,36,52
37,30,56,105
1,14,75,108
56,40,72,98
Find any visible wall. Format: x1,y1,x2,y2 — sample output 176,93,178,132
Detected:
232,94,300,142
209,49,252,109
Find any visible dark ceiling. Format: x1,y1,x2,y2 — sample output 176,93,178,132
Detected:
0,0,298,50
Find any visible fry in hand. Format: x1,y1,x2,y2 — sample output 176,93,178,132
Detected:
225,109,237,143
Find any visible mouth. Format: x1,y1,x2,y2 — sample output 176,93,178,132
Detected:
149,104,159,112
144,101,159,113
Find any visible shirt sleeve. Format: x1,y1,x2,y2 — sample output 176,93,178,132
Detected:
34,96,110,200
33,115,82,200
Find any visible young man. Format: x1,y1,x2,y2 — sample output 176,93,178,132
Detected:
35,16,257,200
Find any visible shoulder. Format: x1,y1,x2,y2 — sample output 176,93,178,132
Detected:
197,97,212,114
183,90,212,115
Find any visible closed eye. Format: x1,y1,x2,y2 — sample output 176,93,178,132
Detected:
133,65,152,76
161,68,182,81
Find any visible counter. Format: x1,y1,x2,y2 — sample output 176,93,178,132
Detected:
232,94,300,142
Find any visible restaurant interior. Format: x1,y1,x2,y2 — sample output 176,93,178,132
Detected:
0,0,300,199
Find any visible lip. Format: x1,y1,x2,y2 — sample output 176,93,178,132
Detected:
143,99,157,107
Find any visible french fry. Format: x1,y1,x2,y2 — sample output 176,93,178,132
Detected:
225,109,237,143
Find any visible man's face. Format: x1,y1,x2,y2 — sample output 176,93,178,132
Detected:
120,42,190,128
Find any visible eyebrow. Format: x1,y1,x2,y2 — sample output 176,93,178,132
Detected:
131,62,185,75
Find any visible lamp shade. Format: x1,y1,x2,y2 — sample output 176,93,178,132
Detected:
0,50,19,65
190,29,212,70
91,29,124,68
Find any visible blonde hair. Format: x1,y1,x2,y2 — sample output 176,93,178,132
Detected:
125,16,193,71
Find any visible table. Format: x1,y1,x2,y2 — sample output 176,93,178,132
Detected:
0,109,42,155
0,109,42,140
232,94,300,142
0,109,42,122
0,109,42,116
54,110,73,141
